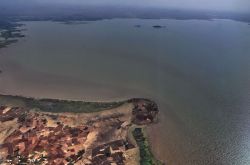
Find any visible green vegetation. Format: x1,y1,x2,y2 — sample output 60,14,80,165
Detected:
0,94,125,113
132,128,163,165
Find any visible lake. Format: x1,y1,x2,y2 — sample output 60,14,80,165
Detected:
0,19,250,165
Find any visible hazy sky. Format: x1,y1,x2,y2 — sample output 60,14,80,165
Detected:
2,0,250,13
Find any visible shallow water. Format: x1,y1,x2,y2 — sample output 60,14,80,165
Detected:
0,19,250,165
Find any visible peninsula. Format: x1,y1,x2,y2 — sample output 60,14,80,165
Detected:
0,94,162,165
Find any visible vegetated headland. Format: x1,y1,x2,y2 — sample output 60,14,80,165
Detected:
0,94,163,165
0,21,25,49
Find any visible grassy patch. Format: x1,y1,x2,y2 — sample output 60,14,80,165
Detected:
0,94,125,113
132,127,163,165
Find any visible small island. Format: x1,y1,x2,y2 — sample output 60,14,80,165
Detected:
0,94,162,165
152,25,166,29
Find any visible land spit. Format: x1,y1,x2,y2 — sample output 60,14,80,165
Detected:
0,95,161,165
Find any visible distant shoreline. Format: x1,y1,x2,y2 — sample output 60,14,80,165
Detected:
0,17,249,51
1,6,250,24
